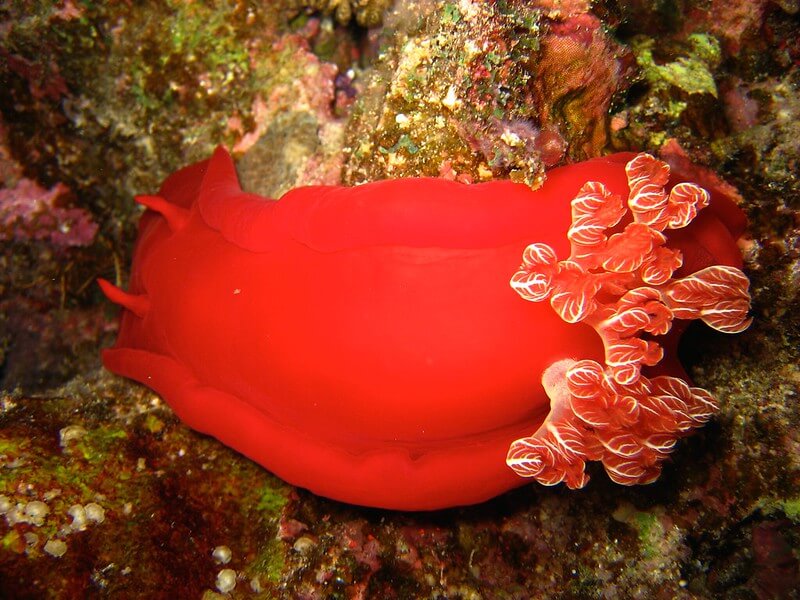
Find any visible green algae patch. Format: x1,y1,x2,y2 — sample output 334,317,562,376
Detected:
256,480,290,514
781,497,800,521
0,438,18,454
761,495,800,523
143,413,165,434
250,537,287,584
379,133,420,156
613,502,668,560
633,33,721,99
72,426,128,462
633,511,662,559
442,3,462,25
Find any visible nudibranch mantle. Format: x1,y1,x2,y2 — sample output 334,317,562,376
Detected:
100,147,750,510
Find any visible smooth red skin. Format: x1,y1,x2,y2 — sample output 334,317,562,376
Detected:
103,151,745,510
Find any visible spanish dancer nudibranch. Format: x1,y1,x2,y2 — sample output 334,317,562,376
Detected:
99,148,751,510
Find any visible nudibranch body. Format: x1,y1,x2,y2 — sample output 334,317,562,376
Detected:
100,148,750,510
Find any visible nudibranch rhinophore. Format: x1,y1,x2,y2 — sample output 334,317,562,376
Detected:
100,147,751,510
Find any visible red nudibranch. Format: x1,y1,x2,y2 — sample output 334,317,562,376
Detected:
99,147,751,510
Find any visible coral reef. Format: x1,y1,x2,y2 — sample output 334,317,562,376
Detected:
343,0,634,186
0,386,290,597
0,179,97,248
0,1,344,390
0,0,798,597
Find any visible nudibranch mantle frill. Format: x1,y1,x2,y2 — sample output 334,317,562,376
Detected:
100,147,750,510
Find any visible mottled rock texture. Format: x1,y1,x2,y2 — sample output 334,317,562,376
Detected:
0,0,798,597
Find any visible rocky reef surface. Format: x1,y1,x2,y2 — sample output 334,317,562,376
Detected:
0,1,798,597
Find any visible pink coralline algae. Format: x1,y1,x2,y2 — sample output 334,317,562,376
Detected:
507,153,751,489
0,178,97,248
0,50,69,102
